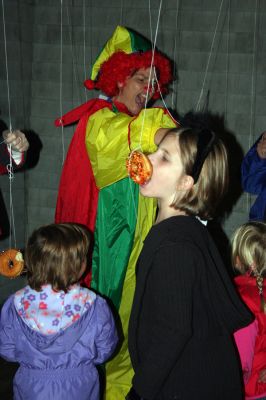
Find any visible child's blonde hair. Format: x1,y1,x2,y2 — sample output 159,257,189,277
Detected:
231,221,266,312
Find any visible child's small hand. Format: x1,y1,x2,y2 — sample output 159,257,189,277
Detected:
2,130,29,152
257,131,266,159
258,369,266,383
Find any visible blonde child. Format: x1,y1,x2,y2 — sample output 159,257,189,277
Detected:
126,120,253,400
232,222,266,400
0,223,118,400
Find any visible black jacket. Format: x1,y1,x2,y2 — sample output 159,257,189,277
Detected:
128,216,253,400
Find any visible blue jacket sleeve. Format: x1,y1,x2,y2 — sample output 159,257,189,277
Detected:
242,136,266,195
0,296,17,362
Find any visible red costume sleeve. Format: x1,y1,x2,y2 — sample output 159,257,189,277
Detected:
54,98,114,287
54,98,113,232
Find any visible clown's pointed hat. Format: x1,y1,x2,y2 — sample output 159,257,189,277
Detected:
84,26,173,100
90,26,151,81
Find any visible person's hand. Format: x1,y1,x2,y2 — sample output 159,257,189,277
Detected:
258,369,266,383
2,130,29,152
256,131,266,159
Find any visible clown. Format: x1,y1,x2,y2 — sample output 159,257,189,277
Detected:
55,26,177,399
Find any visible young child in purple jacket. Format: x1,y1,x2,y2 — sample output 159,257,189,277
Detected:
0,223,118,400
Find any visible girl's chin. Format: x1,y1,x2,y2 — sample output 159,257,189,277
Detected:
139,186,147,196
131,105,143,115
139,183,153,197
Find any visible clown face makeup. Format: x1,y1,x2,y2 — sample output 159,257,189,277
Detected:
113,67,156,115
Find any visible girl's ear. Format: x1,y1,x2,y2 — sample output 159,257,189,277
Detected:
177,175,194,191
235,255,241,265
235,256,246,273
117,81,124,89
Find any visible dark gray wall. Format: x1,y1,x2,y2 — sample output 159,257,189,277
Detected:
0,0,265,300
0,0,34,300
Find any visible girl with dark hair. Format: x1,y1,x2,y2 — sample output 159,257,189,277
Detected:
0,223,118,400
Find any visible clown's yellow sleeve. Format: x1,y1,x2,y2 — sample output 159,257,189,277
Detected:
85,107,176,189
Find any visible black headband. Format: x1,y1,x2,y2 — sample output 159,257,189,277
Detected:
190,128,216,183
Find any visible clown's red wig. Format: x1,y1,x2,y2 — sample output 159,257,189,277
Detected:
84,50,173,100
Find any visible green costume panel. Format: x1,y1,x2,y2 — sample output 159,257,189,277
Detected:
86,105,176,399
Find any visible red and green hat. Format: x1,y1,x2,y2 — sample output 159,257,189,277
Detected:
84,26,173,100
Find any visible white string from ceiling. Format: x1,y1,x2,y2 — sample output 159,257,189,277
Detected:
60,0,65,163
196,0,225,111
246,0,259,215
171,0,180,110
1,0,16,248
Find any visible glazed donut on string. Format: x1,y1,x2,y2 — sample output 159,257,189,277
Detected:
126,150,153,185
0,248,24,278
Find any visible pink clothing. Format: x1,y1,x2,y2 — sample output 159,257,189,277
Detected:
234,275,266,400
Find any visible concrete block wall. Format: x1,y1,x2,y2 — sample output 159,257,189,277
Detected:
0,0,265,299
0,0,34,301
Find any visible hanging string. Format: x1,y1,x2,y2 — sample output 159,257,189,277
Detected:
148,0,153,43
147,0,179,123
195,0,224,111
248,0,258,148
83,0,87,101
59,0,82,163
127,0,164,244
138,0,163,150
7,145,16,249
88,0,93,81
154,71,178,124
129,0,165,153
246,0,258,214
224,0,230,117
120,0,124,25
66,2,81,104
171,0,180,110
2,0,12,132
147,0,179,124
60,0,65,163
2,0,17,248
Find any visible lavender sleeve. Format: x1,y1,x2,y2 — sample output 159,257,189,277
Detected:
0,296,17,362
93,297,118,364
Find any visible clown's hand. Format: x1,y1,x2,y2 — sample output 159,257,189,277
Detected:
3,130,29,153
